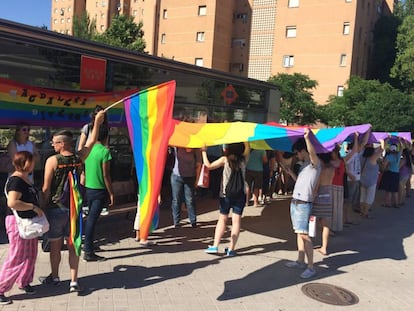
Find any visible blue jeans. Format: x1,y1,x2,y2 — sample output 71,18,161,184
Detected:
170,173,196,225
84,188,107,253
290,200,312,234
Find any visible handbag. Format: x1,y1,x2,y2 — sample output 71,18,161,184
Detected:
197,164,210,188
12,209,49,239
4,177,49,239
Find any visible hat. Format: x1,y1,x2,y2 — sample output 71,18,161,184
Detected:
390,144,397,152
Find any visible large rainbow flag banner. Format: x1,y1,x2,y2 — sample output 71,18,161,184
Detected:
170,121,411,152
68,171,83,256
372,132,412,144
169,120,315,151
0,77,138,127
124,81,176,240
169,121,375,152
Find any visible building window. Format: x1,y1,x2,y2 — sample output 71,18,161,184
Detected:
286,26,297,38
198,5,207,16
195,58,204,66
54,8,58,13
231,63,244,72
68,7,71,12
288,0,299,8
133,10,137,16
54,19,58,24
100,25,105,31
340,54,347,66
101,13,105,19
163,9,168,19
235,13,248,23
232,38,246,47
67,18,71,23
61,18,65,23
343,22,350,35
345,0,352,2
161,33,166,44
196,32,205,42
337,86,344,97
283,55,294,67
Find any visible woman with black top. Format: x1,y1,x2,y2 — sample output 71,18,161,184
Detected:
0,151,44,305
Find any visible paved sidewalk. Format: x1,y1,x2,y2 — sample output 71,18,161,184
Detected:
0,191,413,310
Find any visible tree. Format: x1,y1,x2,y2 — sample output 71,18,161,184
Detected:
371,16,400,86
390,15,414,92
95,15,146,52
394,0,414,19
73,12,97,40
267,73,318,125
319,76,414,131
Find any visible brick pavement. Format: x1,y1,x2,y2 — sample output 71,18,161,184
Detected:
0,190,414,310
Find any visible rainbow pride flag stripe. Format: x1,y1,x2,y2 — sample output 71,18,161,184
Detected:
124,81,175,241
68,171,83,256
0,77,137,127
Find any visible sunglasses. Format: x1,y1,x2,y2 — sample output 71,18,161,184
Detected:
20,127,30,132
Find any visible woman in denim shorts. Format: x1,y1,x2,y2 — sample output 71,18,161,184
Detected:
201,142,249,257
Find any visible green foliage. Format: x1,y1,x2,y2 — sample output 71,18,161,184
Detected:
371,16,400,86
394,0,414,19
391,15,414,92
320,76,414,131
95,15,146,52
73,12,97,40
267,73,318,125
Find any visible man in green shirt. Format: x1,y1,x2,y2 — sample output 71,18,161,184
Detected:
83,125,114,262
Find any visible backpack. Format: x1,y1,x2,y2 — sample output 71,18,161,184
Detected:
225,166,244,200
54,155,84,208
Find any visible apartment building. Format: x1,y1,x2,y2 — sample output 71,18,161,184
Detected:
250,0,395,104
51,0,85,35
51,0,395,104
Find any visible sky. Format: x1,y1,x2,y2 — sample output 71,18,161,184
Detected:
0,0,51,28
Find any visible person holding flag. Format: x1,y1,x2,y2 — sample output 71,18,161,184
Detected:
40,110,105,293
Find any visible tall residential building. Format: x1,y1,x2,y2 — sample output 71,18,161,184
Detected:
51,0,395,103
248,0,395,104
131,0,252,75
51,0,85,35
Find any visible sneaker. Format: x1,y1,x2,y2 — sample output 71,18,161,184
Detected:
285,260,307,269
100,208,109,216
0,295,11,305
39,274,60,285
69,282,82,293
18,284,36,295
300,267,316,279
83,253,106,262
224,247,236,257
82,206,89,216
205,246,218,254
191,223,197,228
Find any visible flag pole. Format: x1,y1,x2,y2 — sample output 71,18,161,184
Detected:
104,92,138,112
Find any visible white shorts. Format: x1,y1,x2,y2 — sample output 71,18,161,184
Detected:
360,184,376,205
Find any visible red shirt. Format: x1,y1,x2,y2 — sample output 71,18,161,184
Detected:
332,160,345,186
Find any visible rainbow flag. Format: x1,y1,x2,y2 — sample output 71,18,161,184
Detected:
124,81,175,241
68,171,83,256
169,121,398,152
372,132,412,144
0,77,138,127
